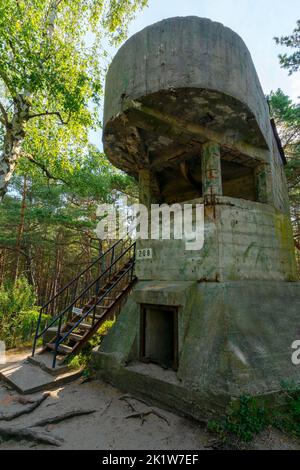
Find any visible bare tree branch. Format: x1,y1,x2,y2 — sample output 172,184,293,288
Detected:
0,393,50,422
27,110,70,125
0,425,62,446
24,152,69,184
0,245,28,260
33,409,96,427
15,0,22,16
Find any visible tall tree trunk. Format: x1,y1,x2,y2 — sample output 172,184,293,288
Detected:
13,175,28,282
0,249,6,285
0,96,30,201
51,230,63,312
23,185,36,289
24,243,36,288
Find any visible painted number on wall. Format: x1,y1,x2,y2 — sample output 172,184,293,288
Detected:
136,248,152,260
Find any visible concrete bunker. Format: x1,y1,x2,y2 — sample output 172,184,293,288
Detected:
93,16,300,419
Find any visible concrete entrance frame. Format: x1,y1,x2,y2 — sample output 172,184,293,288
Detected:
92,17,300,419
140,304,179,371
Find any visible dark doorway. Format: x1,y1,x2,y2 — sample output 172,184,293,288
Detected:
140,305,178,370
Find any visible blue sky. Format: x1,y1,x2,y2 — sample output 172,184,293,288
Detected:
129,0,300,100
92,0,300,148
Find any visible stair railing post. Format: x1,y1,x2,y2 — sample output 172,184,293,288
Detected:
69,278,79,322
109,245,115,280
130,243,136,281
133,241,136,264
32,307,43,357
95,271,101,297
74,278,79,302
92,304,96,326
52,315,63,369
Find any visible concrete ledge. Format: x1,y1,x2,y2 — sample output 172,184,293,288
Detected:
28,352,70,376
91,353,228,421
133,281,196,306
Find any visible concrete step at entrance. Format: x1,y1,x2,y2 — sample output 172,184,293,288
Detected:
46,343,73,355
28,352,69,376
0,355,82,394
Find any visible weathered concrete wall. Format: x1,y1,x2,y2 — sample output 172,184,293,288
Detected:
134,281,197,358
135,196,297,282
94,282,196,365
104,16,270,147
96,16,299,417
223,173,256,201
92,280,300,416
102,16,292,218
178,281,300,396
218,197,297,281
271,133,291,212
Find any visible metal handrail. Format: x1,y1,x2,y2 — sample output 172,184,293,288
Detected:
36,241,135,338
41,238,124,311
32,238,135,357
51,261,135,368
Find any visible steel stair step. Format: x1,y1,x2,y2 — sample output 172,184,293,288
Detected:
69,332,84,342
89,311,107,320
94,314,107,320
32,243,136,369
86,299,113,308
96,303,114,309
115,286,130,294
46,343,73,355
85,302,113,312
67,322,91,330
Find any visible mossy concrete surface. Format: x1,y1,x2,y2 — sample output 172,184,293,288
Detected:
136,197,298,283
91,280,300,418
97,16,300,421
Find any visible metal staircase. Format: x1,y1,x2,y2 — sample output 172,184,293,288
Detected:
32,238,136,368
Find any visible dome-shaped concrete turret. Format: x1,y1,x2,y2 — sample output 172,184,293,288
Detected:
103,16,273,187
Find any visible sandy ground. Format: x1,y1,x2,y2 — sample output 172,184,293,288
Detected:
0,379,211,450
0,348,299,450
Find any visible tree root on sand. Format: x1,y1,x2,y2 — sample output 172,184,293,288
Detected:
33,409,96,427
0,392,50,421
119,395,170,426
0,425,62,447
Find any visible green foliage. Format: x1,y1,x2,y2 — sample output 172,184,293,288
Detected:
67,319,115,370
0,0,147,192
93,319,115,343
271,384,300,438
0,168,137,293
68,351,90,370
208,389,300,445
0,277,47,348
268,89,300,272
0,0,147,105
269,89,300,125
274,19,300,75
225,396,267,442
269,89,300,190
272,401,300,438
272,22,300,265
208,396,268,443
